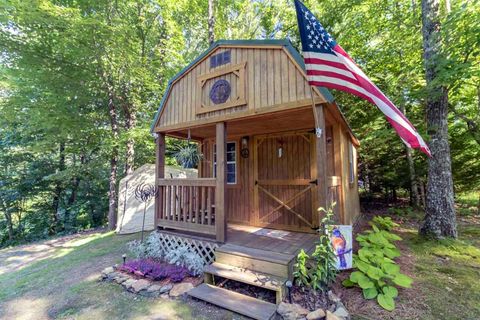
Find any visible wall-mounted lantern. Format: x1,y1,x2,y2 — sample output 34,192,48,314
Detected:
277,139,285,158
241,136,249,158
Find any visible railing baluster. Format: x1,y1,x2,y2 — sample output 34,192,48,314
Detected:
189,186,193,223
201,186,206,225
183,185,187,222
196,186,200,224
156,179,217,233
207,187,212,226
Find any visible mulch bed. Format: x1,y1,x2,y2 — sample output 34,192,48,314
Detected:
290,286,334,312
330,200,429,320
215,276,277,304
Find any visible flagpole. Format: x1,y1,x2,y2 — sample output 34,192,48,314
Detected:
310,86,321,138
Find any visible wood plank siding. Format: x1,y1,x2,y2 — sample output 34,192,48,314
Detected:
153,41,361,233
155,46,324,131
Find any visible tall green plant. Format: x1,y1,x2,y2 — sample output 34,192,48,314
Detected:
293,203,338,292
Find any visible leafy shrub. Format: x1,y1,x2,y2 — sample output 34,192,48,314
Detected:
119,259,190,282
126,239,146,259
342,218,413,311
293,203,338,292
144,232,165,259
165,245,205,276
369,216,399,231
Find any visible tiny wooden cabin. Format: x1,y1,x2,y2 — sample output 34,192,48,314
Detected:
151,40,360,316
152,39,360,239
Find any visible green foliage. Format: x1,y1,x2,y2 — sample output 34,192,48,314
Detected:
173,143,202,169
293,203,338,292
345,216,412,311
369,216,399,231
0,0,478,247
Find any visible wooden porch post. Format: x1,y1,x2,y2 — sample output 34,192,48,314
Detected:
313,104,330,222
155,133,166,228
215,122,227,242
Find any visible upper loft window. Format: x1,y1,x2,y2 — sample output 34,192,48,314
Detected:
210,51,231,68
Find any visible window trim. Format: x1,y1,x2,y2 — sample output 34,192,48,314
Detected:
213,141,237,185
348,141,355,186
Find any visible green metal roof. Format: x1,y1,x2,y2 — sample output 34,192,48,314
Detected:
150,39,335,133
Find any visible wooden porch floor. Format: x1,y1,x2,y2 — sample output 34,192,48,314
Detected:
157,223,318,256
226,224,317,256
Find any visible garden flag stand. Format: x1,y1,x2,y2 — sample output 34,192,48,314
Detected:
294,0,431,157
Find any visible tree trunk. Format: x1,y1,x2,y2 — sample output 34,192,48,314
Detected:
51,142,65,233
1,200,14,241
64,153,84,230
400,105,420,207
406,147,420,207
124,106,136,175
419,0,457,238
108,90,119,231
208,0,215,45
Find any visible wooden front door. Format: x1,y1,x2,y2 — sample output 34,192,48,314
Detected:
254,132,317,232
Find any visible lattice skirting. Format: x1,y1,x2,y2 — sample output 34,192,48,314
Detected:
156,232,218,265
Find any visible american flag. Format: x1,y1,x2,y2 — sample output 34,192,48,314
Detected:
294,0,431,156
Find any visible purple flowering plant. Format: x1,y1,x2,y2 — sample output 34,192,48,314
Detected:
119,259,191,282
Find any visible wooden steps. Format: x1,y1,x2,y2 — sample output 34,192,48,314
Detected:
188,283,277,320
204,262,286,303
215,243,294,279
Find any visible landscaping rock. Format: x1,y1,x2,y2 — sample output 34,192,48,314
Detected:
169,283,194,297
159,283,173,294
122,278,136,289
160,293,170,299
130,279,150,293
328,290,341,304
306,308,326,320
333,304,349,320
277,302,309,320
113,273,129,284
102,266,114,276
326,310,341,320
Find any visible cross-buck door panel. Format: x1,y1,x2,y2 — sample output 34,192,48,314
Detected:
254,133,316,232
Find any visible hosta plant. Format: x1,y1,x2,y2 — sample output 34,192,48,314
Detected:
342,219,413,311
369,216,399,231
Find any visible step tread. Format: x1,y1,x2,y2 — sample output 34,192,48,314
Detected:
216,243,293,264
205,262,286,291
188,283,277,320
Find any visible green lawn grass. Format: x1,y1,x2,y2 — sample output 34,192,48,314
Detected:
400,195,480,320
0,231,231,320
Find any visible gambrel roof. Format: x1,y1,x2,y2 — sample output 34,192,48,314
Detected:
151,39,357,144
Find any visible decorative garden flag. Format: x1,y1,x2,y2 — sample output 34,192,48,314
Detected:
329,225,353,270
294,0,431,157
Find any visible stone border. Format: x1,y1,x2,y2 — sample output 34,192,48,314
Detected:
277,291,350,320
100,266,194,298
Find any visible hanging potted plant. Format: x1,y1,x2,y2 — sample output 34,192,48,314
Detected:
174,143,202,168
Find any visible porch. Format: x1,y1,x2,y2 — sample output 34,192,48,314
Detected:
154,107,345,243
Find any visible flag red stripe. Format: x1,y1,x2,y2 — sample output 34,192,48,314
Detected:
306,70,358,83
304,57,351,71
331,46,413,126
309,80,425,149
308,65,409,124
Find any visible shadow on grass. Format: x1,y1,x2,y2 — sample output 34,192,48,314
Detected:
0,232,196,320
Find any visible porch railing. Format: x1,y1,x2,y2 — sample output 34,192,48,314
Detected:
156,178,216,235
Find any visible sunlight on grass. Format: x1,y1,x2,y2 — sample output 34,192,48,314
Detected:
4,296,51,320
403,227,480,320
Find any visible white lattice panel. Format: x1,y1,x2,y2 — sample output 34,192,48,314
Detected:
157,232,218,265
